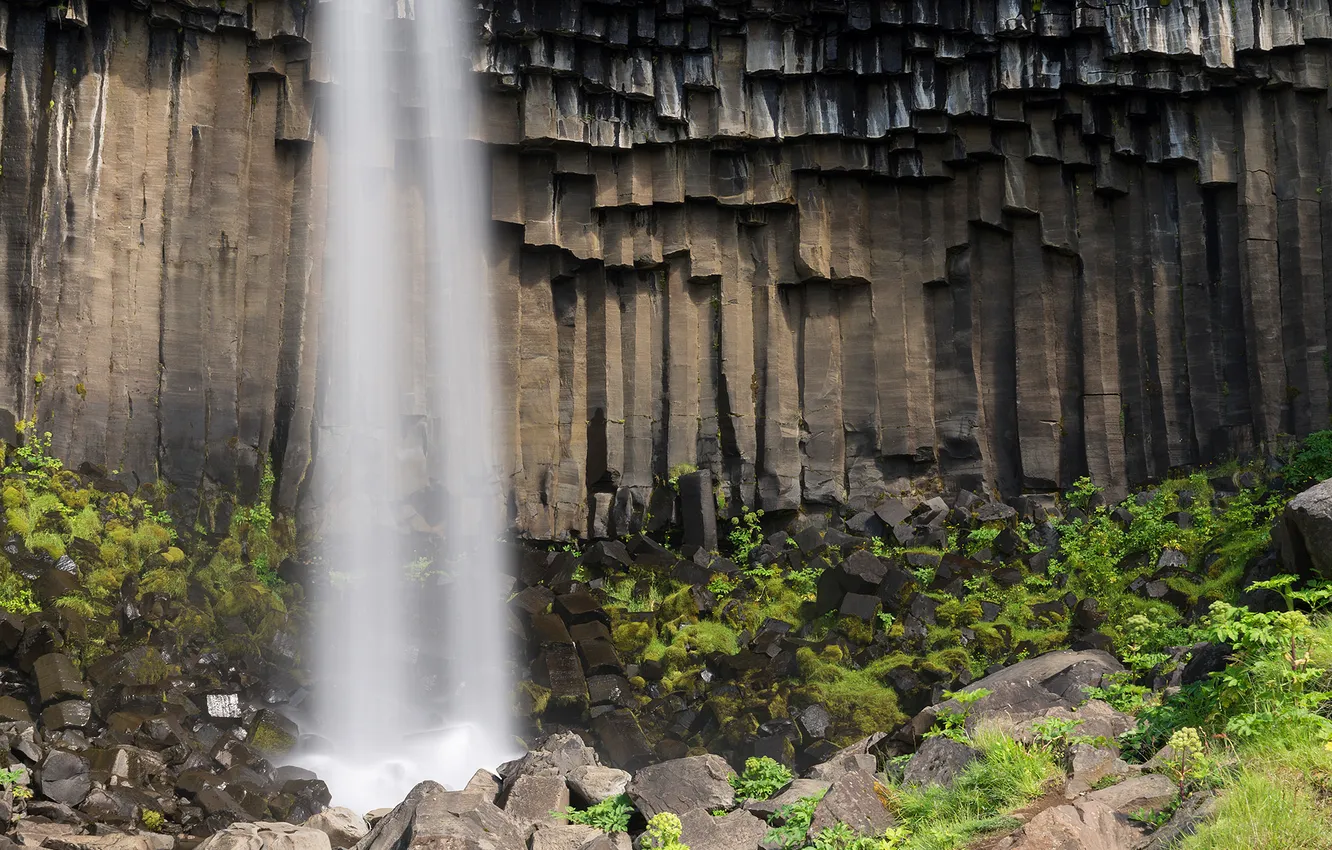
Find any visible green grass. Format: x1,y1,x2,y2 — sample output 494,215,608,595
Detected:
890,726,1059,850
1181,764,1332,849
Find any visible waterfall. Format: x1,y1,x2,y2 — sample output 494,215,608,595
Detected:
298,0,514,810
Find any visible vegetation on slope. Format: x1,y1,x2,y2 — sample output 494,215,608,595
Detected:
0,424,297,667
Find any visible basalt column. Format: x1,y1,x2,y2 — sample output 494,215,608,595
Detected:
474,0,1332,539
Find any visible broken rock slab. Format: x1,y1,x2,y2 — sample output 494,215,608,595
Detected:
627,755,735,818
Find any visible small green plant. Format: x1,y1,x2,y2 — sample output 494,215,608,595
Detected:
140,810,165,832
765,791,827,850
1064,476,1101,511
644,812,688,850
667,463,698,489
730,756,794,802
554,794,634,833
1030,716,1096,765
925,688,992,743
729,508,765,566
1160,727,1209,796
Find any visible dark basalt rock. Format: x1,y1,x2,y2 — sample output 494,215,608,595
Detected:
901,736,980,790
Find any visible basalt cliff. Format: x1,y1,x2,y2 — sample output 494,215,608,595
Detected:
2,0,1332,538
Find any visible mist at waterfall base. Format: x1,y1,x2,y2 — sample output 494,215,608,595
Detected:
292,0,515,811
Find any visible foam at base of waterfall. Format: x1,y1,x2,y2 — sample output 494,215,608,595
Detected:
291,723,521,813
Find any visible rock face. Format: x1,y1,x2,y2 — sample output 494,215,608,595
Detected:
4,0,1332,534
0,0,321,519
471,0,1332,537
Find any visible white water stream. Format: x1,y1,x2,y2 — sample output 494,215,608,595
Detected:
298,0,514,811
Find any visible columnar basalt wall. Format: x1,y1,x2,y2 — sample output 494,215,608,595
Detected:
4,1,1332,540
0,0,322,519
474,0,1332,539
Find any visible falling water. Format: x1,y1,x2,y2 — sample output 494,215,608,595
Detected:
297,0,515,810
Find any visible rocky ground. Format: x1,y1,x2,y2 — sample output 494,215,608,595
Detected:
1,432,1331,847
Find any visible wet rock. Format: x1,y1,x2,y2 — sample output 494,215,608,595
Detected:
204,694,242,720
303,807,369,849
627,754,735,818
41,700,92,730
591,710,653,771
807,770,895,836
900,737,979,789
678,809,768,850
38,749,91,806
566,765,631,804
246,709,299,756
196,823,332,850
795,705,831,741
0,695,31,722
34,654,84,704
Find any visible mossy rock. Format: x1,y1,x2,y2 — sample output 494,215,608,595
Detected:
247,709,298,756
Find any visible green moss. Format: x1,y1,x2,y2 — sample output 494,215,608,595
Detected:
613,621,654,656
162,546,186,565
248,721,296,756
140,568,188,600
937,597,983,628
838,615,876,645
4,509,31,537
673,621,740,655
518,681,551,715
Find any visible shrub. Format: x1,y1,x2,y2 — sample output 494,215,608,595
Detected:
554,794,635,833
730,756,793,802
1283,429,1332,489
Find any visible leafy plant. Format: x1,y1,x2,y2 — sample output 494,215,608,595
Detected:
925,688,991,743
1030,716,1095,765
555,794,634,833
730,756,793,802
765,791,827,850
140,810,165,831
1160,727,1210,796
729,509,765,566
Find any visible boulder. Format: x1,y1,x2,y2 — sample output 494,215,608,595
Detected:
359,783,524,850
677,809,768,850
303,808,369,849
1064,745,1134,798
808,753,876,783
1001,800,1146,849
501,773,569,836
1280,479,1332,579
900,737,980,789
195,823,331,850
38,750,91,807
627,755,736,818
41,700,92,730
463,770,502,803
903,650,1123,742
45,837,173,850
566,765,631,804
34,654,85,704
0,696,30,722
807,770,895,836
1085,774,1177,815
529,825,601,850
